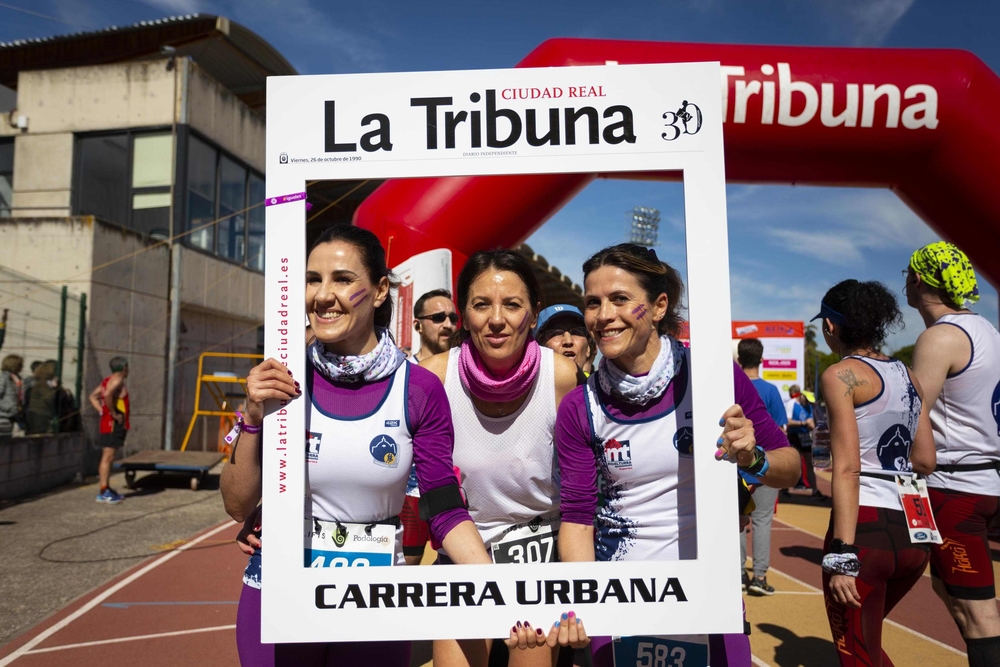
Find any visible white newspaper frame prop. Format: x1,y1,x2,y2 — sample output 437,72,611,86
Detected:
263,62,738,643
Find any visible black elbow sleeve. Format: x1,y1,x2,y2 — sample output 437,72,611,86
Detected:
418,483,468,521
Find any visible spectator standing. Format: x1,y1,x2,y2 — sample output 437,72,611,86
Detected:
88,357,129,504
906,242,1000,667
411,288,457,363
0,354,23,439
786,384,822,497
737,338,788,596
534,304,594,375
26,360,58,434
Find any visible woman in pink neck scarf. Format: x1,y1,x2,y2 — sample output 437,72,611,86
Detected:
421,249,582,667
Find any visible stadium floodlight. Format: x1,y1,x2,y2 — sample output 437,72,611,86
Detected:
627,206,660,246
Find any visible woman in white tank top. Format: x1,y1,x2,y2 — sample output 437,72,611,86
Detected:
816,279,936,667
421,249,581,667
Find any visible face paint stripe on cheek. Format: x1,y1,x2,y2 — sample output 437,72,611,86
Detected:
349,288,368,303
634,305,647,320
631,304,643,315
517,312,529,334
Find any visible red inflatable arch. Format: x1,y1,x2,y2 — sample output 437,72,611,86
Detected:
355,39,1000,286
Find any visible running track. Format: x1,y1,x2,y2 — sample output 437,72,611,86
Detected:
1,478,996,666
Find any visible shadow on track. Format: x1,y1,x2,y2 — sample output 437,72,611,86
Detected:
757,623,840,667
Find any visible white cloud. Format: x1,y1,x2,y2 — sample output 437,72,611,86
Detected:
138,0,203,14
729,186,939,266
816,0,915,46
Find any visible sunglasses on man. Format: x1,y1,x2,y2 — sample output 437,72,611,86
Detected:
416,312,459,324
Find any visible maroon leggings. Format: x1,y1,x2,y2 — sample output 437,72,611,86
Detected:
823,506,930,667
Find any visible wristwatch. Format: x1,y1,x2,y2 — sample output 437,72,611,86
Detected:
828,538,859,555
739,445,769,478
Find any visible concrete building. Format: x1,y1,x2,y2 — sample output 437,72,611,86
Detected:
0,15,292,454
0,14,586,469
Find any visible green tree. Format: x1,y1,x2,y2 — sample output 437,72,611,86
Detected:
804,324,840,398
889,344,915,367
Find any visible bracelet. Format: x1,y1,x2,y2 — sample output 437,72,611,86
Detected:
821,552,860,577
224,413,261,445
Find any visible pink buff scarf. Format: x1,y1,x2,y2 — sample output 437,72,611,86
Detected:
457,338,541,404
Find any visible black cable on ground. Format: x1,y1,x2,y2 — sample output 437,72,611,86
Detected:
37,491,233,564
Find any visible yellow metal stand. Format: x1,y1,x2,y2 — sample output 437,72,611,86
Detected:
179,352,264,453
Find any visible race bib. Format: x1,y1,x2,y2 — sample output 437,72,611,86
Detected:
612,635,710,667
896,476,942,544
304,518,395,568
491,519,559,564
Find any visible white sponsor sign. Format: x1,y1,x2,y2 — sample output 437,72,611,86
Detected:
264,63,738,642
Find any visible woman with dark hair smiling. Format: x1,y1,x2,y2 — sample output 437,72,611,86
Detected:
221,225,491,667
550,243,800,667
420,248,581,667
815,279,935,667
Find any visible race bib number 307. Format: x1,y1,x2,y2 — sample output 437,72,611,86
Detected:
304,519,395,568
491,522,559,564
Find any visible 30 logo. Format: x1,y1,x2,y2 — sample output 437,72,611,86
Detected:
279,152,288,164
603,438,632,470
662,100,702,141
673,426,694,457
370,434,399,468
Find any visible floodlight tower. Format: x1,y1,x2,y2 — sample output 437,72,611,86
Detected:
626,206,660,246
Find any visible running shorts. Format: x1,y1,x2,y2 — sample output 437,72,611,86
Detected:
928,486,1000,600
97,421,127,449
400,495,429,557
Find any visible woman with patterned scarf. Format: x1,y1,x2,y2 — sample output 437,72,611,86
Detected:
551,244,800,667
419,249,581,667
221,225,492,667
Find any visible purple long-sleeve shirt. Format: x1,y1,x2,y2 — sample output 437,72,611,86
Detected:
556,361,790,526
310,363,470,543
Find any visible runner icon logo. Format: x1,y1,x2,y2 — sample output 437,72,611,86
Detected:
370,434,399,468
876,424,912,471
603,438,632,470
673,427,694,457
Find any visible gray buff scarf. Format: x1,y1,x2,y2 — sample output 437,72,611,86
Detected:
597,335,686,405
308,327,406,383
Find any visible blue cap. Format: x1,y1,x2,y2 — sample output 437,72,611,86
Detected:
535,304,585,335
810,301,847,327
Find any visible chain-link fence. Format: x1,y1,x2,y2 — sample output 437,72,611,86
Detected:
0,265,86,432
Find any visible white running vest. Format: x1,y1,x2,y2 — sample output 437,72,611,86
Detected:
443,345,559,551
926,313,1000,495
583,353,696,562
849,357,922,511
305,363,413,564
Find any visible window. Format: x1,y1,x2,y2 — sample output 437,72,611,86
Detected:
0,139,12,217
218,156,247,262
75,134,129,226
131,133,173,236
247,174,265,270
186,136,217,251
183,133,264,271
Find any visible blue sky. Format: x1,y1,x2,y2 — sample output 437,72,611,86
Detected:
2,0,998,352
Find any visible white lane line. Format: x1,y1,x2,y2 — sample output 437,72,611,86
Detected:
751,656,772,667
25,624,237,654
0,521,235,667
772,517,824,541
767,566,966,657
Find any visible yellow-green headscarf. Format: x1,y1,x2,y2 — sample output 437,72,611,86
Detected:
909,242,980,309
